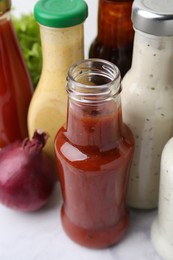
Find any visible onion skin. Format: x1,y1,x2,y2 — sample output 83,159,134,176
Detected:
0,130,57,212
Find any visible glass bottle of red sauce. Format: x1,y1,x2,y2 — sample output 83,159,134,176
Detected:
54,59,134,248
0,0,33,147
89,0,134,78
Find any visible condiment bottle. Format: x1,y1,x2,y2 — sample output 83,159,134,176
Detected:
151,138,173,260
89,0,134,78
27,0,88,163
121,0,173,209
54,59,134,248
0,0,33,147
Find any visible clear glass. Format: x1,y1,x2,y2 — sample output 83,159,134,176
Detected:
121,30,173,209
55,59,134,248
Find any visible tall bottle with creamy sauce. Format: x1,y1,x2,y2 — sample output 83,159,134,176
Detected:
121,0,173,209
151,138,173,260
27,0,88,164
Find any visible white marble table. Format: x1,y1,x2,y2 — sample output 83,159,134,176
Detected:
0,183,161,260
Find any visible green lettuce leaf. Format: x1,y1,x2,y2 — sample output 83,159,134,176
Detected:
12,13,42,89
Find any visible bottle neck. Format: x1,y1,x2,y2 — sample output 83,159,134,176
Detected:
0,0,11,16
0,12,15,43
130,30,173,83
66,96,123,151
65,59,123,151
0,9,10,22
39,24,84,72
97,0,133,47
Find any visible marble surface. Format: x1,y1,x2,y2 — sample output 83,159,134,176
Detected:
0,0,162,259
0,183,162,260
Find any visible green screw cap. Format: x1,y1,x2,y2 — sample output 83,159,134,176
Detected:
34,0,88,28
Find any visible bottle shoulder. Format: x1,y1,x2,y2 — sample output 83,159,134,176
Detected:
89,38,133,78
122,69,173,94
55,125,134,167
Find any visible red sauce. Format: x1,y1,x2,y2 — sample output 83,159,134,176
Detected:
55,100,134,248
0,16,33,147
89,0,134,77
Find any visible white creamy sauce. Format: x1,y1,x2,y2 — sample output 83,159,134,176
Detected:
151,137,173,260
121,31,173,209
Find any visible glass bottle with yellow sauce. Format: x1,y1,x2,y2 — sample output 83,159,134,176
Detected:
27,0,88,164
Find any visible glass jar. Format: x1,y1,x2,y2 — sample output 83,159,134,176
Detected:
54,59,134,248
151,138,173,260
27,0,88,164
89,0,134,78
121,0,173,209
0,0,33,147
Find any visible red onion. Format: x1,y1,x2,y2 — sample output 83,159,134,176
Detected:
0,130,57,212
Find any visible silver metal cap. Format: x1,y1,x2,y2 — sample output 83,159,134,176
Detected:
132,0,173,36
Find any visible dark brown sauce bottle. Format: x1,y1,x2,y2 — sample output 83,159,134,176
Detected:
89,0,134,78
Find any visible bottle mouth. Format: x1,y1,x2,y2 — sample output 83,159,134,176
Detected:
66,58,121,103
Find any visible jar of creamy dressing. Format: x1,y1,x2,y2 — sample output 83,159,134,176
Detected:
121,0,173,209
27,0,88,164
151,138,173,260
